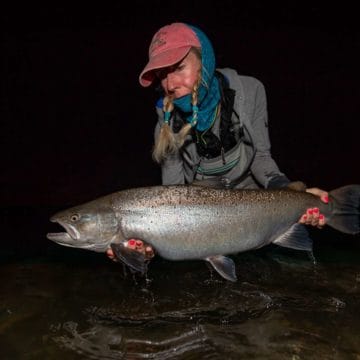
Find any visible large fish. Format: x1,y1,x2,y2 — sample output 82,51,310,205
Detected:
47,184,360,281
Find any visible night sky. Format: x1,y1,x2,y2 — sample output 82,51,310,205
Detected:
2,2,360,207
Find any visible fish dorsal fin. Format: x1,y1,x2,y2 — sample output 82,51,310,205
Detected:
110,243,149,275
206,255,237,282
273,223,313,251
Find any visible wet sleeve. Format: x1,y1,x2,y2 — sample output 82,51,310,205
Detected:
248,81,290,189
154,108,185,185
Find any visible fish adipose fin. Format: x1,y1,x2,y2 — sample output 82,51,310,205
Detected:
273,223,313,251
206,255,237,282
110,243,149,275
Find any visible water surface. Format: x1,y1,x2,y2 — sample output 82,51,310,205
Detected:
1,207,360,359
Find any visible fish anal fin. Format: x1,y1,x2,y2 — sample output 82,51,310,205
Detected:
206,255,237,282
110,243,149,275
273,223,313,251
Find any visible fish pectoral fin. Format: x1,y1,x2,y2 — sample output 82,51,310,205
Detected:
273,223,313,251
110,243,149,275
206,255,237,282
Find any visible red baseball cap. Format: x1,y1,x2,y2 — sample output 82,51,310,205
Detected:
139,23,201,87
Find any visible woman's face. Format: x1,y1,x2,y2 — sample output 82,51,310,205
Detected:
156,50,201,99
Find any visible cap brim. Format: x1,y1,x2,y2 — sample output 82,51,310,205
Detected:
139,46,192,87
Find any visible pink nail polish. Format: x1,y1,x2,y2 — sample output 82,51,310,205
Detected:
308,209,313,215
319,214,325,220
313,208,319,213
324,196,329,203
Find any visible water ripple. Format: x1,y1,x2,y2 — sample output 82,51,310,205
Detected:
51,321,216,359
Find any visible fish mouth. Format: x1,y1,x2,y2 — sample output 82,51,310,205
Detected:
47,218,80,246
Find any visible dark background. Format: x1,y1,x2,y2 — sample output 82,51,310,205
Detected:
1,1,360,208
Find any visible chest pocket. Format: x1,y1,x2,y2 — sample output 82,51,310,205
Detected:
194,124,254,179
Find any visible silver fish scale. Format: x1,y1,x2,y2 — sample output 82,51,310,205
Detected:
112,186,319,260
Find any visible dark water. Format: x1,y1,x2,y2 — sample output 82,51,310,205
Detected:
1,207,360,359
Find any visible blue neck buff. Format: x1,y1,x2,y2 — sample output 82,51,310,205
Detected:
171,25,221,132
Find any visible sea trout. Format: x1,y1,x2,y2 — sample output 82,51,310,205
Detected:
47,184,360,281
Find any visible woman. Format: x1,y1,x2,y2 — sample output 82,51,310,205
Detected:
107,22,327,261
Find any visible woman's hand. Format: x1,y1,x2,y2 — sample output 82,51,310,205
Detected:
106,248,117,261
106,240,154,262
299,187,329,228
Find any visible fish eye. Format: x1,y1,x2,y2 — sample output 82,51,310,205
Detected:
70,214,80,222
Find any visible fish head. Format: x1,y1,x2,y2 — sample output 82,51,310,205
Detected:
47,201,119,253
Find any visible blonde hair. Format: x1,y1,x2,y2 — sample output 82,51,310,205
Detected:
152,96,177,163
152,48,202,163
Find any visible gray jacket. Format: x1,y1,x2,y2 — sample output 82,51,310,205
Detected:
154,68,290,189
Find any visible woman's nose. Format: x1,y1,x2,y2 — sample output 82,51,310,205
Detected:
166,73,178,92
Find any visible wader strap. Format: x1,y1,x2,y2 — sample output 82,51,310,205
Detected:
194,124,256,188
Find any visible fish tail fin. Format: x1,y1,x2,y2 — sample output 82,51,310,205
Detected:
327,185,360,235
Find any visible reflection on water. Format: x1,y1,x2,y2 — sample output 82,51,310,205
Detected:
52,321,212,359
1,213,360,359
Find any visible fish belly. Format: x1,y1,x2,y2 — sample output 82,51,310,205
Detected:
120,204,290,260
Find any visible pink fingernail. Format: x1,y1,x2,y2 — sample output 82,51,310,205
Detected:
308,209,313,215
324,196,329,203
303,215,307,220
128,239,136,246
313,208,319,213
319,214,325,220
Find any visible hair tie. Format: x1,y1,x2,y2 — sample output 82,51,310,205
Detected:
164,111,171,124
191,105,199,127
